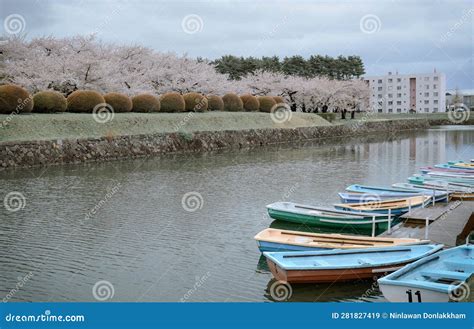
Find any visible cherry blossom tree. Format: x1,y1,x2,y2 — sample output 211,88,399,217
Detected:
0,35,369,111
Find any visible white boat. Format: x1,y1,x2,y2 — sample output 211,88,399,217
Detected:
378,244,474,302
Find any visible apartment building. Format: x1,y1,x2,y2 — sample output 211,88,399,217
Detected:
364,71,446,113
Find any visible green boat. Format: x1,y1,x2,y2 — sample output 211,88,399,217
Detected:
266,202,392,231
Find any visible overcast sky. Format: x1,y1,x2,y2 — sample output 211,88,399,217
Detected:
1,0,473,89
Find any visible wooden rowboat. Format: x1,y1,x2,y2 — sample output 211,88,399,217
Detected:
421,165,473,174
254,228,430,252
266,202,390,231
392,182,473,201
409,174,474,187
378,244,474,302
425,171,474,181
338,191,448,204
334,195,432,216
346,184,416,195
450,162,474,170
264,244,444,283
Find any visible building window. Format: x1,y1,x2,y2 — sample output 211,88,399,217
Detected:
433,84,437,89
378,79,382,83
424,100,429,104
424,77,429,81
388,86,393,91
434,92,438,97
388,101,393,105
425,85,429,89
424,108,429,112
397,86,402,90
424,92,429,97
388,78,393,83
434,100,438,104
378,87,382,91
397,93,402,97
378,109,382,113
388,108,393,112
433,108,438,112
378,94,382,98
434,76,438,81
397,78,401,82
397,108,401,113
397,101,402,105
388,93,393,98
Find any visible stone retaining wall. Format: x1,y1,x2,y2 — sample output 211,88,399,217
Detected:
0,118,471,169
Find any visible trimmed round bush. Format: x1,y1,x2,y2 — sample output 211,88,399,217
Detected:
273,96,286,104
104,92,132,113
0,84,33,114
132,94,160,113
32,90,67,113
160,92,185,112
240,94,259,112
257,96,277,113
207,95,224,111
67,90,105,113
183,92,208,112
222,93,243,112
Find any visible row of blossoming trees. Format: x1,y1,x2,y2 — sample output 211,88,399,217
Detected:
0,35,369,114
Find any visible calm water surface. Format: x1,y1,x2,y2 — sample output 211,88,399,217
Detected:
1,126,473,302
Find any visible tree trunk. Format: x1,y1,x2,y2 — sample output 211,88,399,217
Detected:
351,111,355,119
341,110,346,119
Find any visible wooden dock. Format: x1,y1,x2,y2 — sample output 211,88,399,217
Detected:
382,201,474,247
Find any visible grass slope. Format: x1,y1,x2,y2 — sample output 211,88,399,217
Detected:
0,112,331,142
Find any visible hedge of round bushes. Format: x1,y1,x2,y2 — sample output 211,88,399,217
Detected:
0,84,287,115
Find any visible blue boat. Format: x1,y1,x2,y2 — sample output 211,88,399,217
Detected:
264,244,444,283
338,191,448,204
346,184,416,195
378,244,474,302
334,195,432,216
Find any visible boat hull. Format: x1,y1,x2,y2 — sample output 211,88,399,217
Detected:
267,258,407,283
379,283,450,302
267,208,389,231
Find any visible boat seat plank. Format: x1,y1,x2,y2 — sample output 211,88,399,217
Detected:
400,279,451,292
420,270,471,281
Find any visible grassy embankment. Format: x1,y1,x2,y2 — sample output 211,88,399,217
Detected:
0,112,453,143
0,112,332,142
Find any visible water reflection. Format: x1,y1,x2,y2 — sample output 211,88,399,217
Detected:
0,126,472,302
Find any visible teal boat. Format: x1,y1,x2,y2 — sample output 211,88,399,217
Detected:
408,174,474,187
378,244,474,302
266,202,391,231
